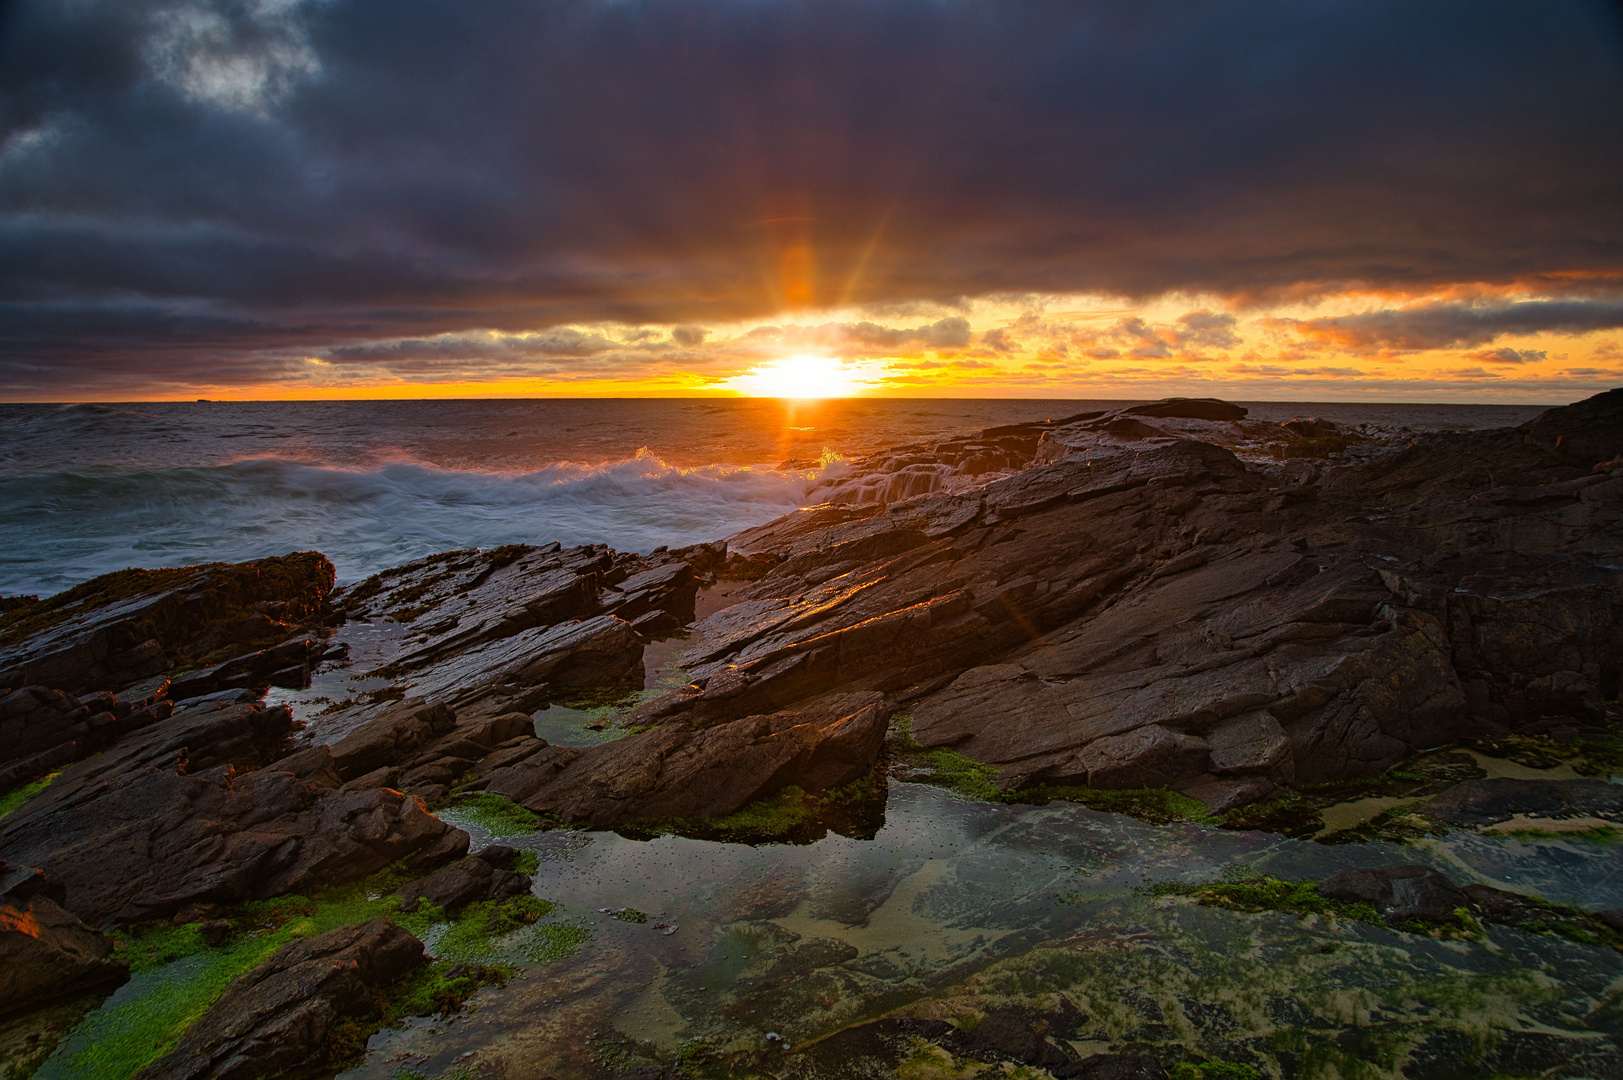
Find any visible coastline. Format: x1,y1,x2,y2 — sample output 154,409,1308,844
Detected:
2,391,1621,1080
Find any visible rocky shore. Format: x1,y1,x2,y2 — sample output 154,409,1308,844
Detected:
1,389,1620,1078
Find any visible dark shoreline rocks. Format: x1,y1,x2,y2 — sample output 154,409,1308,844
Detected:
0,860,128,1016
0,390,1620,1074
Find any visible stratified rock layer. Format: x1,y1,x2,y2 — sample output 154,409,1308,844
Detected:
0,698,467,926
627,391,1622,805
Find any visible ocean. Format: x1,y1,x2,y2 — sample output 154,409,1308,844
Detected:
0,398,1549,598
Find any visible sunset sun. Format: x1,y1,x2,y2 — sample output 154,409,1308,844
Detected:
719,354,886,398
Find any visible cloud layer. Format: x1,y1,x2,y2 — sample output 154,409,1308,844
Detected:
2,0,1622,396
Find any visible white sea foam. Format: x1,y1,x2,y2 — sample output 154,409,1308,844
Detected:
0,451,832,597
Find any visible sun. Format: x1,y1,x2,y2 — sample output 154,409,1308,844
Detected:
717,354,886,398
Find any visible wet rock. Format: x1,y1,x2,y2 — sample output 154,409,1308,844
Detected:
1421,777,1623,828
328,700,458,781
135,918,425,1080
406,614,644,711
396,849,533,913
515,692,891,827
0,701,467,926
0,552,335,695
167,634,323,700
0,859,128,1015
1317,865,1468,923
1057,1054,1171,1080
942,1008,1074,1069
0,683,175,788
1078,725,1209,789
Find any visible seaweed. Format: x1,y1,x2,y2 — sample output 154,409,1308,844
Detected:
34,866,578,1080
1145,873,1467,937
433,790,542,837
617,772,888,845
0,771,59,822
889,715,1210,825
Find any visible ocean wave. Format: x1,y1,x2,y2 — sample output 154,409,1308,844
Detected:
0,451,833,597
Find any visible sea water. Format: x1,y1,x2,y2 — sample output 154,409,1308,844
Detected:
0,398,1546,598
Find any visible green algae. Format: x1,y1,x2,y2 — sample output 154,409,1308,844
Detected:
32,870,581,1080
889,714,1210,825
1170,1063,1264,1080
434,791,542,837
1145,873,1481,938
1500,823,1623,845
616,773,888,845
1314,803,1444,845
941,900,1597,1080
0,771,58,822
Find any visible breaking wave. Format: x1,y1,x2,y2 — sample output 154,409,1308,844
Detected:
0,451,838,597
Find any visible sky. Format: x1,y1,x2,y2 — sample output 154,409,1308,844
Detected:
2,0,1622,402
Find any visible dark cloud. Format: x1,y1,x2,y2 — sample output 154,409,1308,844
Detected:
1293,300,1623,351
1470,347,1548,365
2,0,1622,390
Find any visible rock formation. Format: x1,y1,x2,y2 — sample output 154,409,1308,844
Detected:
0,389,1619,1073
134,918,426,1080
0,859,128,1015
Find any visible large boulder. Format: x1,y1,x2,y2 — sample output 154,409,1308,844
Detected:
0,860,128,1015
135,918,425,1080
1522,387,1623,466
487,692,891,827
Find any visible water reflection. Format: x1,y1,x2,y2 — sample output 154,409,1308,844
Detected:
375,784,1623,1078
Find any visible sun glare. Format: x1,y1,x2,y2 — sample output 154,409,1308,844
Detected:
718,354,886,398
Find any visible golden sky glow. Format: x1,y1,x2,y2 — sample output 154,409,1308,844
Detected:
152,285,1623,404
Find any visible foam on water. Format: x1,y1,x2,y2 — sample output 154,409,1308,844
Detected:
0,398,1551,598
0,451,834,597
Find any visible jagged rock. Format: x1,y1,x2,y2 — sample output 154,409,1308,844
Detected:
611,389,1622,812
1522,386,1623,466
167,634,323,700
0,552,334,695
0,683,173,788
502,692,890,826
134,918,425,1080
396,848,533,913
0,859,128,1015
395,613,643,719
1317,865,1468,923
1421,777,1623,828
0,700,467,926
327,701,458,781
